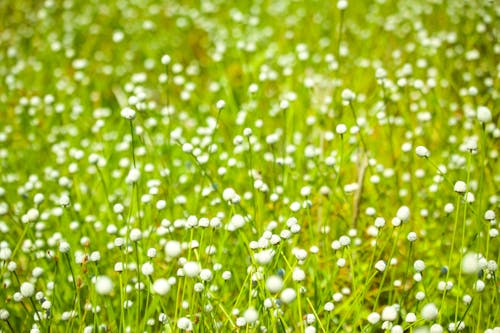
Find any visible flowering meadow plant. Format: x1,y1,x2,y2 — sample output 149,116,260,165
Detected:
0,0,498,332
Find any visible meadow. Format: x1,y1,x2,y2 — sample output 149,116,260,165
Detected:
0,0,499,332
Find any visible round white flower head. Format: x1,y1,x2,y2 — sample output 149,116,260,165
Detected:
129,228,142,242
243,128,252,137
405,312,417,323
375,68,387,80
147,248,157,258
341,88,355,102
33,193,44,205
415,145,430,158
95,276,113,295
126,168,141,184
292,268,306,282
374,217,385,228
305,326,316,333
474,279,485,292
20,282,35,297
484,210,495,221
152,278,170,295
465,192,475,203
26,208,39,222
177,317,193,331
421,303,438,320
461,252,479,274
337,0,348,10
280,288,297,304
183,261,201,278
280,99,290,110
367,312,380,324
414,260,425,272
324,302,334,312
120,107,136,120
407,232,417,242
375,260,386,272
430,324,443,333
199,269,213,282
336,124,347,135
454,181,467,193
235,317,246,327
381,305,398,321
391,326,403,333
0,309,9,320
161,54,171,65
396,206,410,222
254,249,275,265
164,240,182,258
141,262,154,276
243,307,258,324
222,188,237,202
59,195,70,207
477,106,492,123
216,99,226,110
266,275,283,293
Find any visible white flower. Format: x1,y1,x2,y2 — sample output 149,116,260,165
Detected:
59,195,70,207
324,302,334,312
341,88,355,101
216,100,226,110
337,0,348,10
430,324,443,333
161,54,171,65
243,308,258,324
0,309,9,320
0,248,12,260
20,282,35,297
120,107,136,120
477,106,492,123
461,252,479,274
222,188,237,202
279,99,290,110
183,261,201,278
243,128,252,137
484,210,495,221
254,249,275,265
414,260,425,272
152,278,170,295
26,208,39,222
454,181,467,193
292,268,306,281
177,317,193,331
141,262,154,276
129,228,142,241
336,124,347,135
95,276,113,295
280,288,297,304
165,240,182,258
367,312,380,324
421,303,438,320
396,206,410,221
407,232,417,242
381,305,398,321
199,269,213,281
375,260,386,272
266,275,283,293
415,145,430,158
474,280,485,292
126,168,141,184
405,312,417,323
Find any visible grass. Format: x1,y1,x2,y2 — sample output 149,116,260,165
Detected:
0,0,498,332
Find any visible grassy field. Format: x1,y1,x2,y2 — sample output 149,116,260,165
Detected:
0,0,499,332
